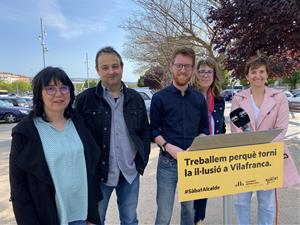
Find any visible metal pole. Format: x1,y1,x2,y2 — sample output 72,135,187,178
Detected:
223,195,233,224
40,18,46,68
16,76,19,95
85,53,90,88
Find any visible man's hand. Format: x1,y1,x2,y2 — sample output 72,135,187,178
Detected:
165,143,184,160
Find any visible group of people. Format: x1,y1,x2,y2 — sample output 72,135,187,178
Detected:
9,46,299,225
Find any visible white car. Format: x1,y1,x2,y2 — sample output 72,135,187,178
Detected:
284,90,293,98
134,87,153,113
287,91,300,111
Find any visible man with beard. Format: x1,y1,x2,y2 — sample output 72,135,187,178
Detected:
150,47,209,225
75,46,150,225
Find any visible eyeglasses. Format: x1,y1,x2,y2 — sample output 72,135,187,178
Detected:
197,70,214,76
173,64,194,71
44,85,70,96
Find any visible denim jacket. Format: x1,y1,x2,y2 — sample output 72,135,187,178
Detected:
212,97,226,135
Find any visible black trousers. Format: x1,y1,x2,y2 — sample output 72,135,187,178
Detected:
194,198,208,223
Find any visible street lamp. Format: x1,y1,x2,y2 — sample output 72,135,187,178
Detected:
85,52,90,88
39,18,47,68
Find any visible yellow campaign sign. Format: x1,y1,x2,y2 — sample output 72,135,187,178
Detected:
177,142,284,202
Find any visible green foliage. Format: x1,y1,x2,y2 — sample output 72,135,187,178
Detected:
0,80,31,93
221,69,230,89
267,78,276,86
74,83,84,92
282,69,300,89
11,81,31,93
127,83,137,88
84,80,97,88
137,76,145,87
239,79,249,88
0,80,12,91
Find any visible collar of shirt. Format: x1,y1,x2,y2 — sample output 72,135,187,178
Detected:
102,84,124,100
170,83,191,95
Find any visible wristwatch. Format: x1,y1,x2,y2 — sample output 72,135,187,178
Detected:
161,141,168,152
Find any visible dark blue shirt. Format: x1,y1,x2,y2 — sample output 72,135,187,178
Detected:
150,84,209,150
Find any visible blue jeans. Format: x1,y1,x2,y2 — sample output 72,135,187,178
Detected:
155,154,194,225
69,220,87,225
98,174,139,225
235,189,275,225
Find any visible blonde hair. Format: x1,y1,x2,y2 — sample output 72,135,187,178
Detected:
191,57,223,99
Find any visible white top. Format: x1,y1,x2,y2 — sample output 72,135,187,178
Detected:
250,94,261,127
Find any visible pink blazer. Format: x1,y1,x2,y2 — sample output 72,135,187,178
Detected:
231,87,300,187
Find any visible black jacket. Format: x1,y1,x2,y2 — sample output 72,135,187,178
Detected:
75,82,151,183
9,113,102,225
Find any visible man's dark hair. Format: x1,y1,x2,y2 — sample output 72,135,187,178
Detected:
31,66,75,121
245,56,270,75
171,47,196,66
95,46,123,70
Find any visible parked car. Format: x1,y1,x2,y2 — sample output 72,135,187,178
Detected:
290,89,300,95
0,96,30,108
21,96,33,108
284,90,293,98
0,100,31,123
221,88,241,101
288,91,300,111
134,87,154,113
221,89,233,101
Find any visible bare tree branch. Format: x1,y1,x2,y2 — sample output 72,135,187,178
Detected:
121,0,220,79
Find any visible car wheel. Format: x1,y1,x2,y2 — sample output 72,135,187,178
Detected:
4,113,17,123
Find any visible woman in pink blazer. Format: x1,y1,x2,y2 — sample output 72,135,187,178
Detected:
230,56,300,225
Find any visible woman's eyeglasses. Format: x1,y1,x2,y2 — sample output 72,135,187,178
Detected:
44,85,70,96
197,70,214,76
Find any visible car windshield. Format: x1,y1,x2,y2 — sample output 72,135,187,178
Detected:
0,100,13,107
16,98,27,103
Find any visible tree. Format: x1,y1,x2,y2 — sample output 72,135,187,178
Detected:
122,0,220,76
0,80,11,91
221,69,230,89
137,76,145,87
208,0,300,79
84,80,97,88
142,65,169,89
11,81,31,93
0,80,32,93
282,69,300,89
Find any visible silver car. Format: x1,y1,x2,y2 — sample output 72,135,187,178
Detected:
134,87,153,113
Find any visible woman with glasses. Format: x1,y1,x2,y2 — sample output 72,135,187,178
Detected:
9,67,101,225
191,57,226,225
